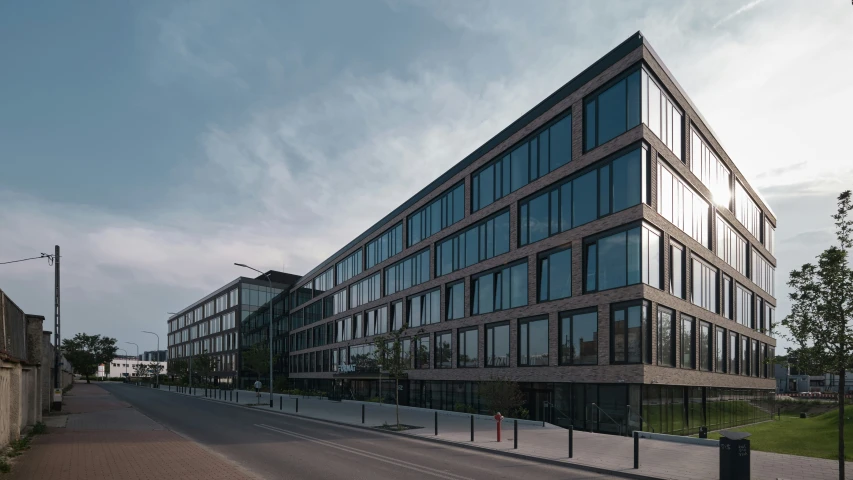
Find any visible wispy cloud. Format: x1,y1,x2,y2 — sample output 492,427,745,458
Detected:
713,0,767,28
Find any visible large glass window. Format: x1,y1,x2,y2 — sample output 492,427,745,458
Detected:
741,336,750,376
336,250,363,285
472,262,528,315
729,332,739,375
559,309,598,365
415,337,430,369
736,284,753,329
671,243,685,299
722,275,733,320
335,317,353,342
751,339,759,378
446,281,465,320
716,217,748,277
764,303,775,336
519,317,549,366
764,219,775,255
407,289,440,327
458,328,479,368
735,181,762,241
385,249,430,295
332,289,348,315
539,247,572,302
610,301,651,364
699,321,712,372
520,147,647,246
473,114,572,212
485,323,510,367
435,331,451,369
691,257,718,313
584,71,640,151
313,268,334,295
436,210,510,276
657,161,709,247
365,306,388,337
681,315,694,369
349,273,381,309
690,129,731,207
752,249,775,296
407,183,464,247
366,223,403,270
715,327,726,373
641,70,682,159
657,307,675,367
585,224,661,292
390,300,403,330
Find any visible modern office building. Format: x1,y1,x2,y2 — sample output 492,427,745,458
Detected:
166,271,299,387
140,350,167,362
166,32,778,435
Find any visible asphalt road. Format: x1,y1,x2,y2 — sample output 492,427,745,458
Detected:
101,383,617,480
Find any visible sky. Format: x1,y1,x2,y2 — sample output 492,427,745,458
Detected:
0,0,851,355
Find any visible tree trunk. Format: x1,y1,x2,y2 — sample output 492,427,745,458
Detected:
839,369,845,480
85,374,90,384
395,378,400,430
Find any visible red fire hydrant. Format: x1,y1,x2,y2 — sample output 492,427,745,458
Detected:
494,412,504,442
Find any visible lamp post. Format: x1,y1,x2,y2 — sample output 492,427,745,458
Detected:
126,342,139,379
117,348,129,379
235,263,274,407
142,331,160,387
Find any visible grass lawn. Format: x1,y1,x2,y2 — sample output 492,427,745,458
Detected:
708,405,853,460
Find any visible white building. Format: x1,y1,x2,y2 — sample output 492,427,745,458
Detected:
97,355,168,378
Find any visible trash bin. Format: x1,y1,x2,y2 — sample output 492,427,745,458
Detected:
699,426,708,438
719,431,750,480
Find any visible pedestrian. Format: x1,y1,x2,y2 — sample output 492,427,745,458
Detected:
254,379,262,404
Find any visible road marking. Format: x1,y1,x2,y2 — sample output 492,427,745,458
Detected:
255,424,473,480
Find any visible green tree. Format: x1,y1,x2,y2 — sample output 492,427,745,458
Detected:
133,363,147,378
61,333,118,384
783,190,853,480
242,344,279,390
194,351,217,387
478,376,526,418
374,323,416,430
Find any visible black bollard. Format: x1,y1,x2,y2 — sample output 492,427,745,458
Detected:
280,396,283,410
434,411,438,436
633,431,639,469
236,391,239,403
296,398,299,412
569,425,573,458
362,404,365,424
513,420,518,449
470,415,474,442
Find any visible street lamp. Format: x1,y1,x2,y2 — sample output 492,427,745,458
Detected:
126,342,139,379
235,262,274,407
142,331,160,387
117,348,129,379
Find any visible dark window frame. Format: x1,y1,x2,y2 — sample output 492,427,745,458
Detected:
484,321,511,368
518,316,550,367
457,327,479,368
583,221,662,293
609,300,652,365
537,245,573,303
558,307,599,366
583,65,643,152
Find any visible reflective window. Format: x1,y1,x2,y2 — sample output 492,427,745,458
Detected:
446,281,465,320
336,250,363,285
671,243,685,299
764,219,775,255
610,301,651,364
415,337,430,369
520,147,647,246
485,322,510,367
681,315,694,369
335,316,352,342
722,275,733,320
752,249,775,296
657,307,675,367
641,69,682,159
699,321,712,372
434,331,451,368
657,161,709,247
519,317,549,366
735,181,762,240
365,306,388,337
353,313,363,339
691,257,718,313
385,249,430,295
473,114,572,212
349,273,381,309
538,247,572,302
736,284,753,329
690,129,731,207
332,289,348,315
458,328,479,368
366,223,403,270
715,327,726,373
407,289,441,327
752,339,759,378
716,217,748,277
313,268,334,295
436,210,510,276
584,71,640,151
472,262,528,315
729,331,739,375
584,224,661,292
559,309,598,365
407,184,464,247
764,303,775,336
390,300,404,331
741,335,750,376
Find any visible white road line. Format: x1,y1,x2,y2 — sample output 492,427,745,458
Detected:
255,424,473,480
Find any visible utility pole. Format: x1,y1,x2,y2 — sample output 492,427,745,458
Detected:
52,245,62,411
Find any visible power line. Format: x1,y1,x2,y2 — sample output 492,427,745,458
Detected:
0,253,57,266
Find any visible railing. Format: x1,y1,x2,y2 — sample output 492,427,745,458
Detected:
626,404,653,433
590,403,624,436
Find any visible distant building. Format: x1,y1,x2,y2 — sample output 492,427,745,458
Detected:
140,350,166,362
99,355,168,378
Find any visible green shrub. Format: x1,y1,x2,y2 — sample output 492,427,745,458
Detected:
0,457,10,473
511,407,530,420
453,403,475,413
32,422,47,435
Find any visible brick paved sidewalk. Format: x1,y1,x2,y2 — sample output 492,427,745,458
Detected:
7,383,257,480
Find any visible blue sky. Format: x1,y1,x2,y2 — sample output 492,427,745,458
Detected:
1,0,851,353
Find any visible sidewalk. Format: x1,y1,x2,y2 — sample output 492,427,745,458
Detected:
7,383,257,480
158,384,853,480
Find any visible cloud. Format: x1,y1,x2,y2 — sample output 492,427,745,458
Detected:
713,0,767,29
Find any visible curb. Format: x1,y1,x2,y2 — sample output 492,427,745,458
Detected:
138,384,665,480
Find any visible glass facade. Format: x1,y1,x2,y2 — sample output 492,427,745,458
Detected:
641,70,683,159
538,247,572,302
559,309,598,365
657,160,709,247
407,183,464,246
690,129,731,207
485,322,510,367
385,249,430,295
349,273,380,309
336,250,363,285
657,307,675,367
436,210,510,276
473,114,572,212
435,331,451,368
764,219,775,255
691,256,718,313
670,243,685,299
735,181,762,240
736,284,754,329
681,315,694,369
716,217,748,277
407,289,440,327
520,146,647,246
519,317,549,366
585,224,661,292
472,262,528,315
365,223,403,270
611,301,651,364
457,328,478,368
752,249,775,296
584,71,640,151
446,281,465,320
